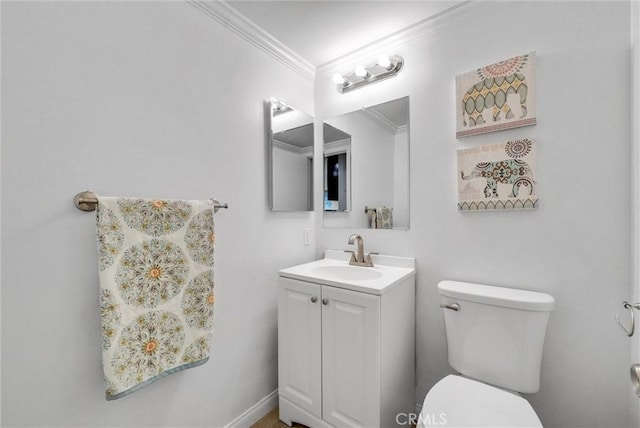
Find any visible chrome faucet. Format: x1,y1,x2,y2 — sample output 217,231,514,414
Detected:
345,233,377,267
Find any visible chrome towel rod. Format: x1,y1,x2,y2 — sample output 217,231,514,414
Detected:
73,191,229,213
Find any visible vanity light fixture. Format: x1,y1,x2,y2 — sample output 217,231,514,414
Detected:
333,54,404,94
271,99,292,116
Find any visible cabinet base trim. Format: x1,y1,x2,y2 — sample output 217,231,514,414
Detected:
279,396,334,428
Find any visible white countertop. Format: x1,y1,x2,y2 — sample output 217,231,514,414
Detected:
278,250,416,295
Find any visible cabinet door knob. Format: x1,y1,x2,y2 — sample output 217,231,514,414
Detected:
322,298,329,305
310,296,318,303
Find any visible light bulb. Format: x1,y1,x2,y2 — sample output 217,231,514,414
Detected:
354,65,368,78
332,73,346,85
378,54,392,69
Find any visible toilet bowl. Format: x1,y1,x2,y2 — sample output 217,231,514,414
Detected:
418,375,542,428
420,280,554,428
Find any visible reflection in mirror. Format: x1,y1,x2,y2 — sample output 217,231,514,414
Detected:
269,98,314,211
323,96,409,229
323,123,351,212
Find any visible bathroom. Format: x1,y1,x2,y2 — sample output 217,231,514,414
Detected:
1,0,639,427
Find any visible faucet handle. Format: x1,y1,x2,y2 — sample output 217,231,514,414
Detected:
364,252,378,267
344,250,357,263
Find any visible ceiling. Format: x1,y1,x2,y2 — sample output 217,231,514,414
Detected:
237,2,439,145
225,0,462,67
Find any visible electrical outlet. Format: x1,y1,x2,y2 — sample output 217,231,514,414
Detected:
303,228,311,246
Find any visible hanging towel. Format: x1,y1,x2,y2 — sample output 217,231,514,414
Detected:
365,207,377,229
96,196,215,400
375,207,393,229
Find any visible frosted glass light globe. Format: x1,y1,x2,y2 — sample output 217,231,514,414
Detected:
354,65,368,78
378,54,391,69
332,73,345,85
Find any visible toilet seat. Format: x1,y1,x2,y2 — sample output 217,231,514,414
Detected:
419,375,543,428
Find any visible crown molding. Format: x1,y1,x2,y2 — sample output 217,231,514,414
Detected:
324,139,351,155
273,139,313,155
317,0,475,75
187,0,315,83
188,0,476,83
360,108,401,134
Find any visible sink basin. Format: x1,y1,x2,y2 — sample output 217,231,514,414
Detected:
279,250,415,295
311,265,383,281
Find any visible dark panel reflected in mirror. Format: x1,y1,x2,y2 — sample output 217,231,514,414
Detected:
323,123,351,212
269,98,314,212
323,96,409,229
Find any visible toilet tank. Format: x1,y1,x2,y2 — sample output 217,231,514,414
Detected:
438,280,554,393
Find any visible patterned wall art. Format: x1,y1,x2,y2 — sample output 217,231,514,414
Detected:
456,52,536,138
457,138,537,211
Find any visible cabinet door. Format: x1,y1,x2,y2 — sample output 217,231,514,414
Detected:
278,277,322,417
322,286,380,428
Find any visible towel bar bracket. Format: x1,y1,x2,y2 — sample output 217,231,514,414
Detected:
74,191,99,212
616,301,640,337
73,191,229,213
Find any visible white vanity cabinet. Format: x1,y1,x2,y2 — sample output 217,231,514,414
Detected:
277,252,415,428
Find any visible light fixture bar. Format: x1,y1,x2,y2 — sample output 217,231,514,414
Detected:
335,55,404,94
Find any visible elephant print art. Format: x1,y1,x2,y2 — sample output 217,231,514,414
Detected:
457,139,538,211
456,52,536,138
460,159,534,198
461,73,528,128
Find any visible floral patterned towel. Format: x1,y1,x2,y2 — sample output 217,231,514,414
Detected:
96,197,215,400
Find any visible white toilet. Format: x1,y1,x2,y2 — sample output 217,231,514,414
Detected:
418,280,555,428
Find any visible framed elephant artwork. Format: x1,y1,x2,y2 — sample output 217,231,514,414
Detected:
456,52,536,138
457,138,537,211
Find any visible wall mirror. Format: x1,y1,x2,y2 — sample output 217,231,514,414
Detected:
268,98,314,211
323,96,409,230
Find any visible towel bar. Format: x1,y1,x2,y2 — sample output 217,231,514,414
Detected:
74,191,229,213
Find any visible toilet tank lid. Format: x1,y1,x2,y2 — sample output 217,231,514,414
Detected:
438,280,555,311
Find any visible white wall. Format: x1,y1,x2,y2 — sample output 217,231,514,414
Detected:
631,0,640,425
316,1,633,427
1,2,314,427
272,145,311,211
393,128,409,229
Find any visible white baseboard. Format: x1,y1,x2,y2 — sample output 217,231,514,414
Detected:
223,392,419,428
224,390,279,428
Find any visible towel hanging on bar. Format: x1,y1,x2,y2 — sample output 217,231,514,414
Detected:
364,206,393,229
375,206,393,229
95,196,216,400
